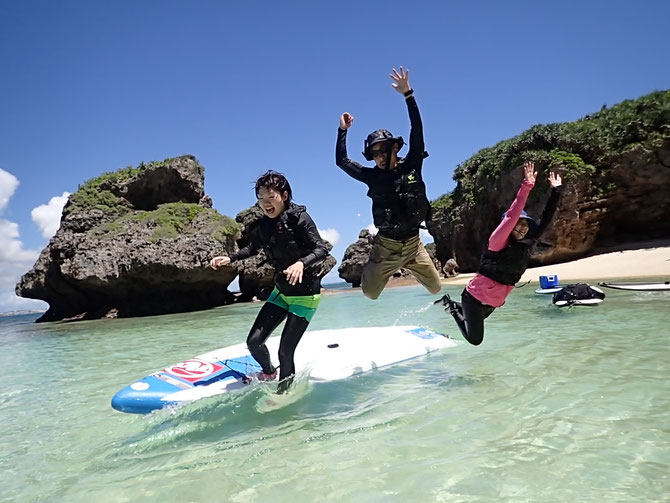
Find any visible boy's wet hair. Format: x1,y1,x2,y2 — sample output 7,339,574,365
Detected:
255,170,293,202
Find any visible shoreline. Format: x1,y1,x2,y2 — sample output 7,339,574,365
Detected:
328,242,670,292
443,242,670,286
12,243,669,313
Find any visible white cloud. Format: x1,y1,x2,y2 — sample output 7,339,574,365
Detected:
31,192,70,238
0,168,19,213
0,220,42,314
0,169,48,313
318,228,340,246
420,228,433,244
0,220,39,262
0,288,47,312
365,223,378,235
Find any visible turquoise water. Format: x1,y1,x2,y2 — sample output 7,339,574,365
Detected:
1,280,669,502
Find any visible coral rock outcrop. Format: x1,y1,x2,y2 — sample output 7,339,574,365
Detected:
16,156,241,321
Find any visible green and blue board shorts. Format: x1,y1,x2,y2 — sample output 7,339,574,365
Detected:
266,287,321,322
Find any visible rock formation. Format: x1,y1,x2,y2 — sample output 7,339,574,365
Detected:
428,90,670,271
338,229,412,287
338,230,373,287
16,156,242,321
442,258,459,277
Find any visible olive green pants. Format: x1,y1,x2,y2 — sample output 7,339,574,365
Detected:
361,233,441,300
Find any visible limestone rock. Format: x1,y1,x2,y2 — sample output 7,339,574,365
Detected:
429,140,670,271
443,258,460,277
428,91,670,272
16,155,242,322
338,230,372,287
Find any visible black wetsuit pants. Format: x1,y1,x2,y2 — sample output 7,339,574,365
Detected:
246,302,309,393
450,289,496,346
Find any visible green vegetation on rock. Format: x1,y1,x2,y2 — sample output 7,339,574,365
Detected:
68,186,125,214
136,202,204,240
65,155,203,214
211,215,243,243
431,193,454,215
137,202,204,228
66,165,144,214
430,89,670,218
76,155,239,245
91,202,242,244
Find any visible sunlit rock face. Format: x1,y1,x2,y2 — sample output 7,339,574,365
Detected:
428,91,670,271
17,155,241,322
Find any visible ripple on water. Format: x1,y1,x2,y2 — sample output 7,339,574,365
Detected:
1,284,669,502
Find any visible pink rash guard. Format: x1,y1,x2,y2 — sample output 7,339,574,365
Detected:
465,180,534,307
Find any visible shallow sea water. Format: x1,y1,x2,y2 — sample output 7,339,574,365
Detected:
1,278,669,502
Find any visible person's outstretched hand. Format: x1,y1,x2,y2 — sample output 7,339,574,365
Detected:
340,113,354,129
523,161,537,184
390,66,411,95
548,171,562,188
210,256,231,269
283,261,304,285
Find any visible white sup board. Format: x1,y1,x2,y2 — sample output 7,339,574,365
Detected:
111,326,456,414
535,286,565,294
599,281,670,291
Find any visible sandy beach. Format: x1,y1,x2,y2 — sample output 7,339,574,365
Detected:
355,241,670,291
440,241,670,287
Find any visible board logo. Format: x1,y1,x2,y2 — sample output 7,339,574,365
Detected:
408,327,438,339
165,359,223,382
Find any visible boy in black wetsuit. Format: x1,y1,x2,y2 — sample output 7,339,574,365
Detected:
336,67,441,299
210,171,330,393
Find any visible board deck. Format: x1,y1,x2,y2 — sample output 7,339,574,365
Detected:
111,325,457,414
535,286,565,294
599,281,670,291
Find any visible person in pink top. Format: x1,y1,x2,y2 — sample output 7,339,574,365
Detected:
436,161,562,345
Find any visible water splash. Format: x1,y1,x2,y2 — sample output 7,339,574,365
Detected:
255,370,312,413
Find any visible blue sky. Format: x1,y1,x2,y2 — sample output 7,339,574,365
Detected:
1,0,668,312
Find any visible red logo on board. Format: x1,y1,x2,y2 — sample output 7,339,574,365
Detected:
164,359,223,383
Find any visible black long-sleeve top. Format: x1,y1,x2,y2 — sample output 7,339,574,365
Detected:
230,203,329,296
335,96,430,240
533,186,562,239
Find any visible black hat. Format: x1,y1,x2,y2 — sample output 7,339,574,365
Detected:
362,129,405,161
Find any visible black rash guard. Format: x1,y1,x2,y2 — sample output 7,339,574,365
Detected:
336,95,431,241
230,203,329,296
